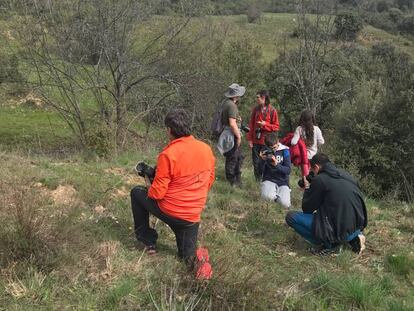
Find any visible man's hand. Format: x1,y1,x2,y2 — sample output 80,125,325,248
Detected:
248,141,253,148
257,120,266,127
303,176,310,189
259,151,266,161
236,136,241,147
144,175,152,188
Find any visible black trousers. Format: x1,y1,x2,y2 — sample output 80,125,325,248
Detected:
130,186,199,263
252,143,263,181
224,142,244,186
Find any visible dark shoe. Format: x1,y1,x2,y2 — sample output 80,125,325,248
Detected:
349,234,366,255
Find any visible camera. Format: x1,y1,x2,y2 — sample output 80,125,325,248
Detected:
135,162,156,183
255,128,262,140
241,123,250,133
298,171,315,188
262,148,274,161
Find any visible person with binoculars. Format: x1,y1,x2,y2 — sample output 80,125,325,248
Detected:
246,90,280,181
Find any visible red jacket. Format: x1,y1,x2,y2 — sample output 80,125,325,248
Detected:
246,104,279,145
280,133,309,168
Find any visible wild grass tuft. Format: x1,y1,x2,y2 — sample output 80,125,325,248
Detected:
386,253,414,278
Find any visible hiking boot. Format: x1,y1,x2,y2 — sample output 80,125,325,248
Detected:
349,234,366,255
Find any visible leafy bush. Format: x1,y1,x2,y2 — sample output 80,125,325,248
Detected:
246,2,262,23
376,0,390,13
334,12,363,41
220,37,264,97
332,43,414,201
388,7,403,22
365,12,398,32
0,53,22,84
398,15,414,35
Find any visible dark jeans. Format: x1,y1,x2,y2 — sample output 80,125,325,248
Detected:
285,211,361,246
224,140,244,186
130,186,199,264
252,143,263,181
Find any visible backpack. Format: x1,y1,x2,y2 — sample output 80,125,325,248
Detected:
210,102,224,139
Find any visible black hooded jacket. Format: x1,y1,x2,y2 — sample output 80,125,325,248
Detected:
302,162,368,244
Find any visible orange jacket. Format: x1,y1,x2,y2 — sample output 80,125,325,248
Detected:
148,135,215,222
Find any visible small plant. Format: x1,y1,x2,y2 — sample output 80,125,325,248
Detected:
386,253,414,278
247,3,262,24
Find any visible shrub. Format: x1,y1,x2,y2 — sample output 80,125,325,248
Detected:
377,0,390,13
396,0,413,10
220,37,264,98
386,253,414,278
0,172,54,267
398,15,414,35
366,12,398,32
334,12,363,41
331,44,414,201
246,2,262,23
389,7,403,23
0,53,22,84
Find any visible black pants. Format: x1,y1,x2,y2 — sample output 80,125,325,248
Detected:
130,186,199,264
224,141,244,186
252,143,263,181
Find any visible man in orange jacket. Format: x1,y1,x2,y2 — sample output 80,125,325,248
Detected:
130,109,215,267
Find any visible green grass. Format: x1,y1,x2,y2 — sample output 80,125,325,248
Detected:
0,11,414,310
0,105,74,151
386,253,414,278
361,26,414,58
0,149,413,310
1,12,412,154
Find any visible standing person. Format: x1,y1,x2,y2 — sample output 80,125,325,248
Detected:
258,132,291,208
291,110,324,177
247,90,280,180
286,153,367,255
130,109,215,273
219,83,246,187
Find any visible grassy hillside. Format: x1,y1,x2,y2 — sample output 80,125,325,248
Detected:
1,12,413,153
0,12,413,310
0,150,413,310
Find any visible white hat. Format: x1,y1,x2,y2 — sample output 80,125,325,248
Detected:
224,83,246,98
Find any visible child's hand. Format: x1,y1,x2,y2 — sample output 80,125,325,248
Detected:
270,155,278,166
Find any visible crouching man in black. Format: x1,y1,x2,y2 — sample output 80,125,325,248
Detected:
285,153,368,255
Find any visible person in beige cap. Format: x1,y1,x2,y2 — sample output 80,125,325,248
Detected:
220,83,246,187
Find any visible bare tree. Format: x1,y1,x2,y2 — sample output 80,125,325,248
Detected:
17,0,199,152
267,0,358,128
286,0,338,113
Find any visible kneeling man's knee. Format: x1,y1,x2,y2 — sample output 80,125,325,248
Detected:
285,211,297,227
130,185,147,198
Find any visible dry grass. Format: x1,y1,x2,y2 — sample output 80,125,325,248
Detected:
0,151,412,310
